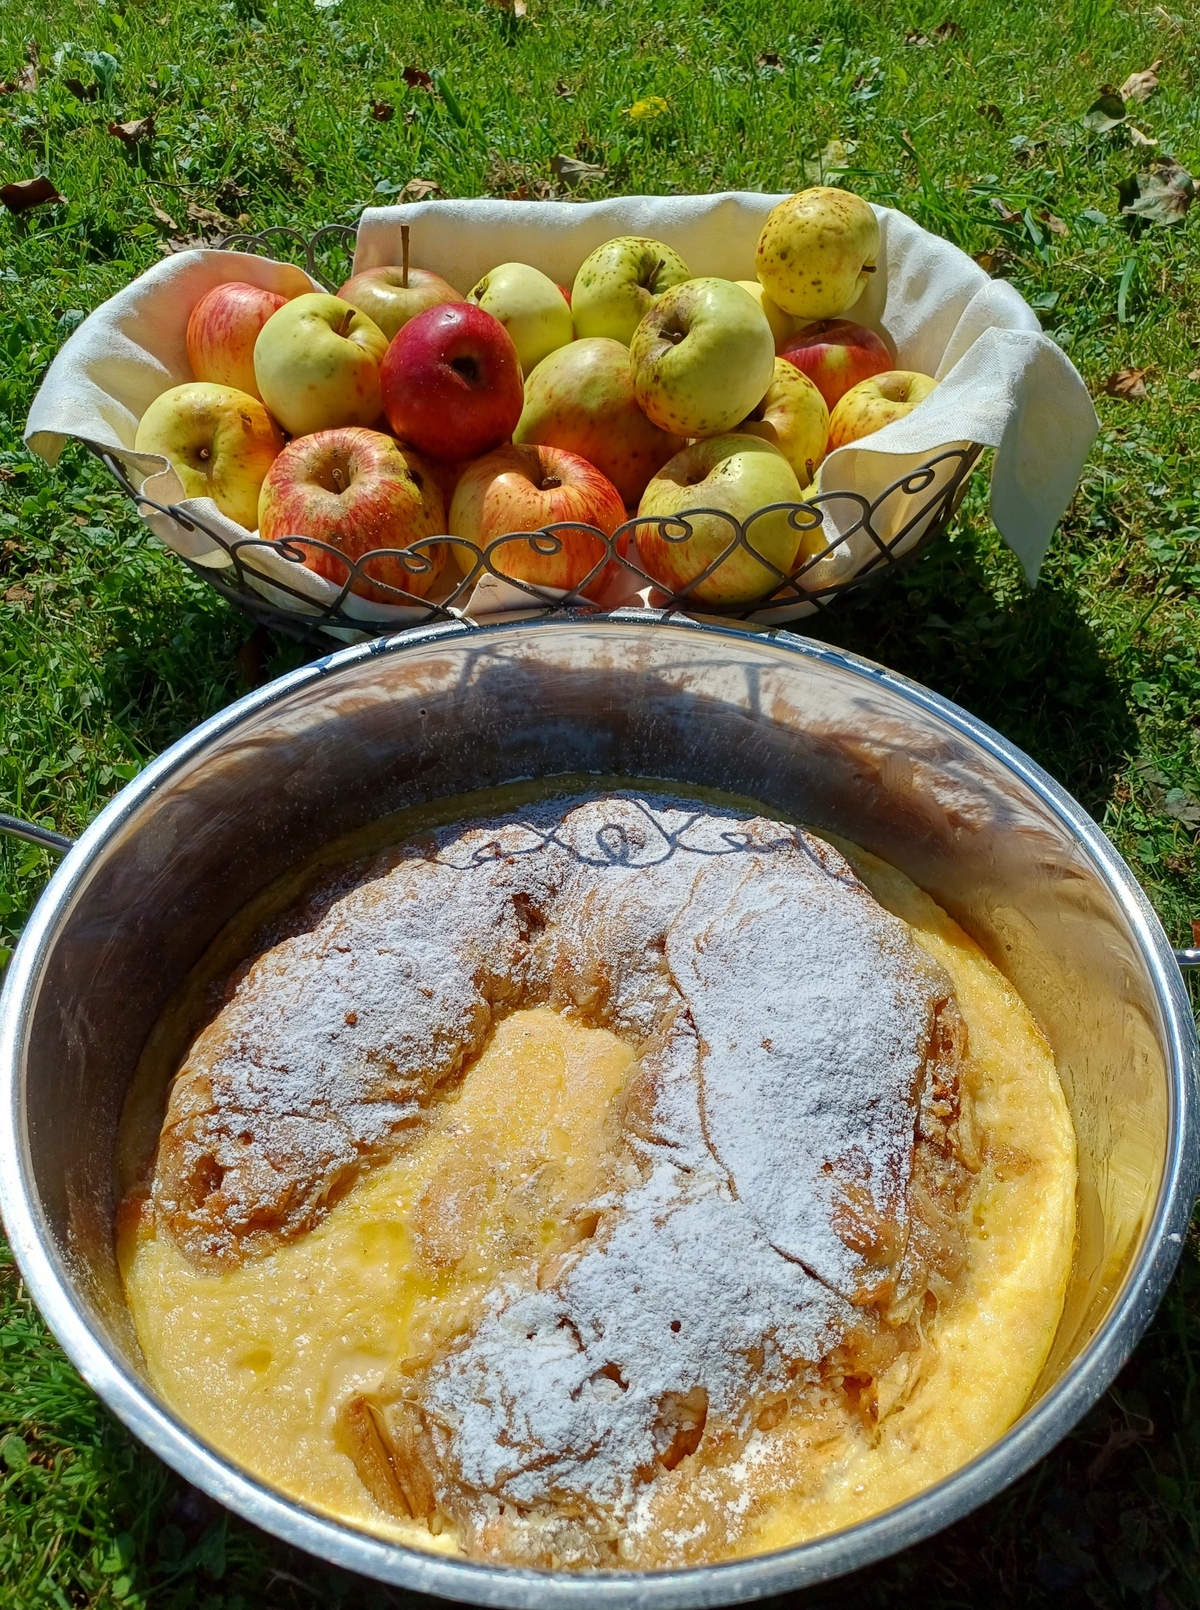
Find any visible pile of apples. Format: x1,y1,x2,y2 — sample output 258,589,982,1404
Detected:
135,186,939,609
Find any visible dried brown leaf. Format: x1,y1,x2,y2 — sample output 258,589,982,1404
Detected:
1128,125,1158,148
108,116,155,144
0,176,63,213
370,101,395,121
1119,60,1162,102
186,199,231,228
0,64,36,94
990,196,1021,223
934,18,965,38
1082,89,1127,134
755,51,783,71
1192,919,1200,947
974,246,1011,273
1104,367,1149,399
977,102,1004,126
399,177,442,202
402,66,433,90
904,29,932,46
549,153,606,187
1119,156,1194,225
150,202,178,230
63,76,98,101
4,585,34,606
554,80,573,98
1040,210,1069,235
1188,368,1200,381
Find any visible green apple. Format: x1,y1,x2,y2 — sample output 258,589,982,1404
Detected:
134,381,283,529
467,261,574,376
636,434,803,605
736,280,803,349
735,358,829,485
629,277,775,438
755,187,880,320
254,292,388,437
513,337,684,508
571,236,690,346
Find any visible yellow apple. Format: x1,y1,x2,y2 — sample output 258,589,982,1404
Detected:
254,293,388,437
756,187,880,320
735,359,829,485
636,434,803,605
630,278,775,439
468,262,574,375
827,370,938,449
735,280,803,349
571,237,690,346
134,381,283,529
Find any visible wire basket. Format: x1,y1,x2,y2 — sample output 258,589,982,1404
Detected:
99,227,984,647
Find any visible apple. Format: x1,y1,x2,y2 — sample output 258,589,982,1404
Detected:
735,358,829,485
827,370,938,450
571,236,690,346
735,280,801,350
449,443,625,597
513,337,684,508
778,319,893,411
381,302,524,462
337,266,461,342
756,187,880,320
186,282,290,399
636,434,803,605
134,381,283,529
257,427,448,605
467,261,574,376
254,293,388,437
629,277,775,438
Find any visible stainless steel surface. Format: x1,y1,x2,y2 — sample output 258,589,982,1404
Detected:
0,615,1197,1608
0,814,74,854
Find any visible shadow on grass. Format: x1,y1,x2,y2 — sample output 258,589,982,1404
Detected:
805,532,1139,819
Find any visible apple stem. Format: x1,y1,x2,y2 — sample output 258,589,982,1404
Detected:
401,224,410,290
861,264,877,273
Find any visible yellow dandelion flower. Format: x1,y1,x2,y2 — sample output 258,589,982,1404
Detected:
627,96,670,122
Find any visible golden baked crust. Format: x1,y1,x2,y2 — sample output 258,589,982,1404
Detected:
137,794,977,1567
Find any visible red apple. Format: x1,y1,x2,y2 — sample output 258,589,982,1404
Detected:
557,283,572,307
187,282,291,400
448,443,624,597
257,427,448,605
778,319,893,411
336,265,461,342
381,303,524,463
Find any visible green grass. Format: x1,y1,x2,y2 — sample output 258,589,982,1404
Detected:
1,0,1198,1602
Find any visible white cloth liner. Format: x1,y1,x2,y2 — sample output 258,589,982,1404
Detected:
24,192,1098,631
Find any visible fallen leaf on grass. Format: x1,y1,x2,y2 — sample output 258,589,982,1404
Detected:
1193,919,1200,948
1104,367,1149,398
370,101,394,121
487,0,527,14
1040,210,1069,235
0,63,37,93
1118,156,1194,225
549,153,606,187
974,246,1011,273
402,66,432,90
149,201,178,229
108,116,154,144
186,199,232,228
1082,89,1128,133
1187,367,1200,381
1119,60,1162,102
934,18,964,37
977,102,1004,126
755,51,783,71
1128,125,1158,148
1164,788,1200,827
63,76,98,101
0,176,64,213
990,196,1021,223
904,30,932,46
399,177,442,202
803,138,857,183
4,585,34,606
